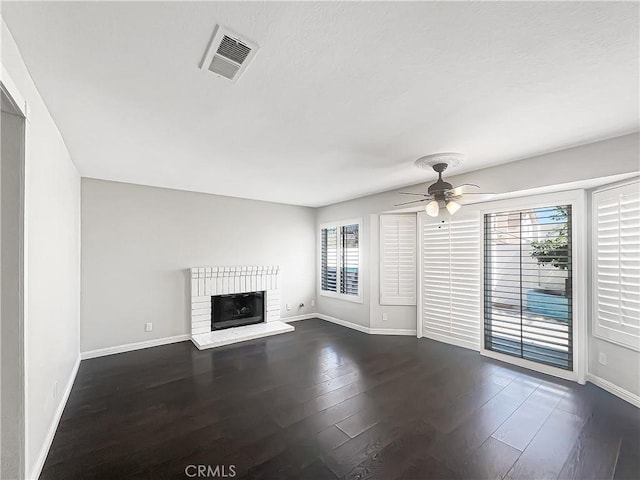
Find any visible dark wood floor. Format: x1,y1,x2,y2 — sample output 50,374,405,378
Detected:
42,319,639,480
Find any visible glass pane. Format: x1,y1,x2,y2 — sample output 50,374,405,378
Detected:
341,224,359,295
484,205,573,370
321,227,337,292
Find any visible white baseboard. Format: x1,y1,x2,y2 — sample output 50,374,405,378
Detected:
281,313,317,323
587,373,640,408
370,328,417,336
81,334,190,360
30,354,81,480
316,313,371,334
316,313,417,336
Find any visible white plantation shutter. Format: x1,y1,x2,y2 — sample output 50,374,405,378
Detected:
420,212,481,350
321,227,338,292
380,215,417,305
593,181,640,351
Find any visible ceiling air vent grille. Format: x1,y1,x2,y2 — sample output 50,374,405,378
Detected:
201,26,259,82
209,56,241,80
217,36,252,64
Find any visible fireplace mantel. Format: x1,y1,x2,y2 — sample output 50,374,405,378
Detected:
190,265,290,349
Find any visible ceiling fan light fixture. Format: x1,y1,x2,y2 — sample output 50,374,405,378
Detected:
426,200,439,217
395,153,486,214
446,200,461,215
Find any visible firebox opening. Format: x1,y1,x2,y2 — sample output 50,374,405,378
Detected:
211,291,265,331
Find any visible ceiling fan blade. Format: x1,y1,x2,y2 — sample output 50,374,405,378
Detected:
398,192,430,196
451,183,480,190
457,192,498,195
394,198,430,207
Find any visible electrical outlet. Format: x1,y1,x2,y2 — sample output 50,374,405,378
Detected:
311,299,316,307
145,322,153,332
599,352,607,365
286,304,291,311
382,313,388,321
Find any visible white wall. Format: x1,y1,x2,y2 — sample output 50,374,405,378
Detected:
2,19,82,479
589,336,640,397
81,178,317,353
316,133,640,333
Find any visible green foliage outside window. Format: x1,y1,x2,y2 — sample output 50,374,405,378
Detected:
530,207,570,270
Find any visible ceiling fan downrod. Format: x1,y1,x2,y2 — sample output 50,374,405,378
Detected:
427,163,454,197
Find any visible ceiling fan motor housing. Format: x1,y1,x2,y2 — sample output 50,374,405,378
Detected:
427,162,453,196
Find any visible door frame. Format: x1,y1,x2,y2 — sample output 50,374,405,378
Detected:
1,67,28,479
478,189,587,384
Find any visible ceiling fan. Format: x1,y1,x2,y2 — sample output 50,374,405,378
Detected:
395,153,492,217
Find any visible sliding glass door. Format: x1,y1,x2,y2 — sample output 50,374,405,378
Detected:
484,205,573,370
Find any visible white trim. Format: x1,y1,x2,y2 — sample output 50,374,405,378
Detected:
591,176,640,195
1,67,28,118
1,75,28,479
319,289,364,304
21,107,29,480
576,191,588,384
423,331,480,352
369,328,417,336
80,335,190,360
483,349,577,382
478,189,587,384
316,314,371,334
587,374,640,408
29,354,80,480
319,217,363,230
417,212,424,339
281,314,317,322
318,218,364,304
316,314,417,336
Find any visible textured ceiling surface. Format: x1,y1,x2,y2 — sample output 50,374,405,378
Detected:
2,1,638,206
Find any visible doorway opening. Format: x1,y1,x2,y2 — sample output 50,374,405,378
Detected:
1,83,27,480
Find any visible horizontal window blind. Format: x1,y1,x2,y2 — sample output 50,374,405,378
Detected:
593,181,640,351
421,212,480,350
341,224,359,295
321,227,338,292
380,215,417,305
484,205,573,370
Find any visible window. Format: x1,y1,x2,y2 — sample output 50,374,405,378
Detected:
592,180,640,351
380,214,416,305
484,205,574,370
320,219,361,301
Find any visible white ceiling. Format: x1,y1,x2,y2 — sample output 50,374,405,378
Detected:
2,1,638,207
